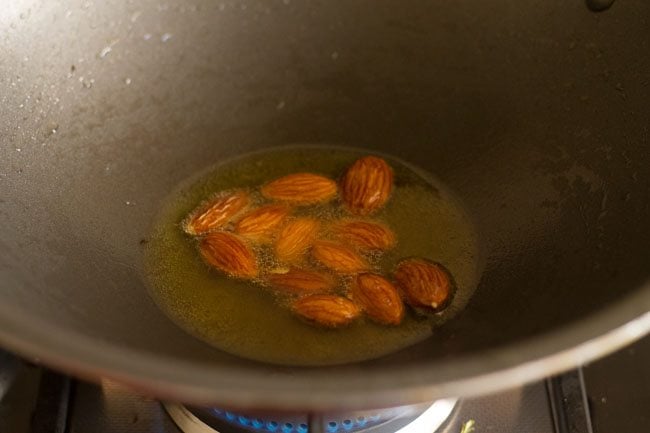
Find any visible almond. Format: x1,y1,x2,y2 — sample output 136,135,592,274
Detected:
394,259,452,310
274,218,321,264
183,190,249,235
352,273,404,325
199,232,258,279
234,204,291,243
292,294,361,328
332,219,396,252
340,156,393,215
267,268,336,295
311,240,369,274
261,173,337,205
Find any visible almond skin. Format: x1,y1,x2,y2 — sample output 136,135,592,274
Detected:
332,219,396,252
340,156,393,215
311,240,369,274
183,190,249,235
352,273,404,325
274,218,321,264
292,294,361,328
261,173,337,205
267,268,336,295
234,204,291,243
394,259,452,310
199,232,258,279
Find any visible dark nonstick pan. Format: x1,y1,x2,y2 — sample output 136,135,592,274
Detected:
0,0,649,411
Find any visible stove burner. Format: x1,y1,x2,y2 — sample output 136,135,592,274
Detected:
164,399,457,433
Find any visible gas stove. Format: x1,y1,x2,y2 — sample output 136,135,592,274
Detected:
1,335,648,433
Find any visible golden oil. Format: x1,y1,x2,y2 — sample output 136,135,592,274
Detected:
143,146,481,366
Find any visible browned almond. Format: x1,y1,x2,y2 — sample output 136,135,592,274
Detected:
340,156,393,215
199,232,258,279
352,273,404,325
292,294,361,328
234,204,291,243
261,173,337,205
267,268,336,295
183,190,249,235
311,240,369,274
274,218,321,264
394,259,451,309
332,220,396,252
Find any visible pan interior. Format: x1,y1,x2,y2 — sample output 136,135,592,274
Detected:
0,0,648,407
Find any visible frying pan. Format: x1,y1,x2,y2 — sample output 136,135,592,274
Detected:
1,0,649,411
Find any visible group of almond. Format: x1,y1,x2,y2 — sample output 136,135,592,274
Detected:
183,156,452,328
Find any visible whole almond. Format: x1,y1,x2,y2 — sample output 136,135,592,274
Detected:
332,220,396,252
352,273,404,325
234,204,291,243
292,294,361,328
340,156,393,215
267,268,336,295
199,232,258,279
311,240,369,274
394,259,452,309
183,190,249,235
261,173,337,205
275,218,321,264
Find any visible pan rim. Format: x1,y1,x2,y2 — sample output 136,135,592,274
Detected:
0,281,648,409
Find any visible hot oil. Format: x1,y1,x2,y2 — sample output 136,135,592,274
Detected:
143,146,481,366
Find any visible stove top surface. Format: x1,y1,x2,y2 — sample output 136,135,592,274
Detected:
1,334,648,433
